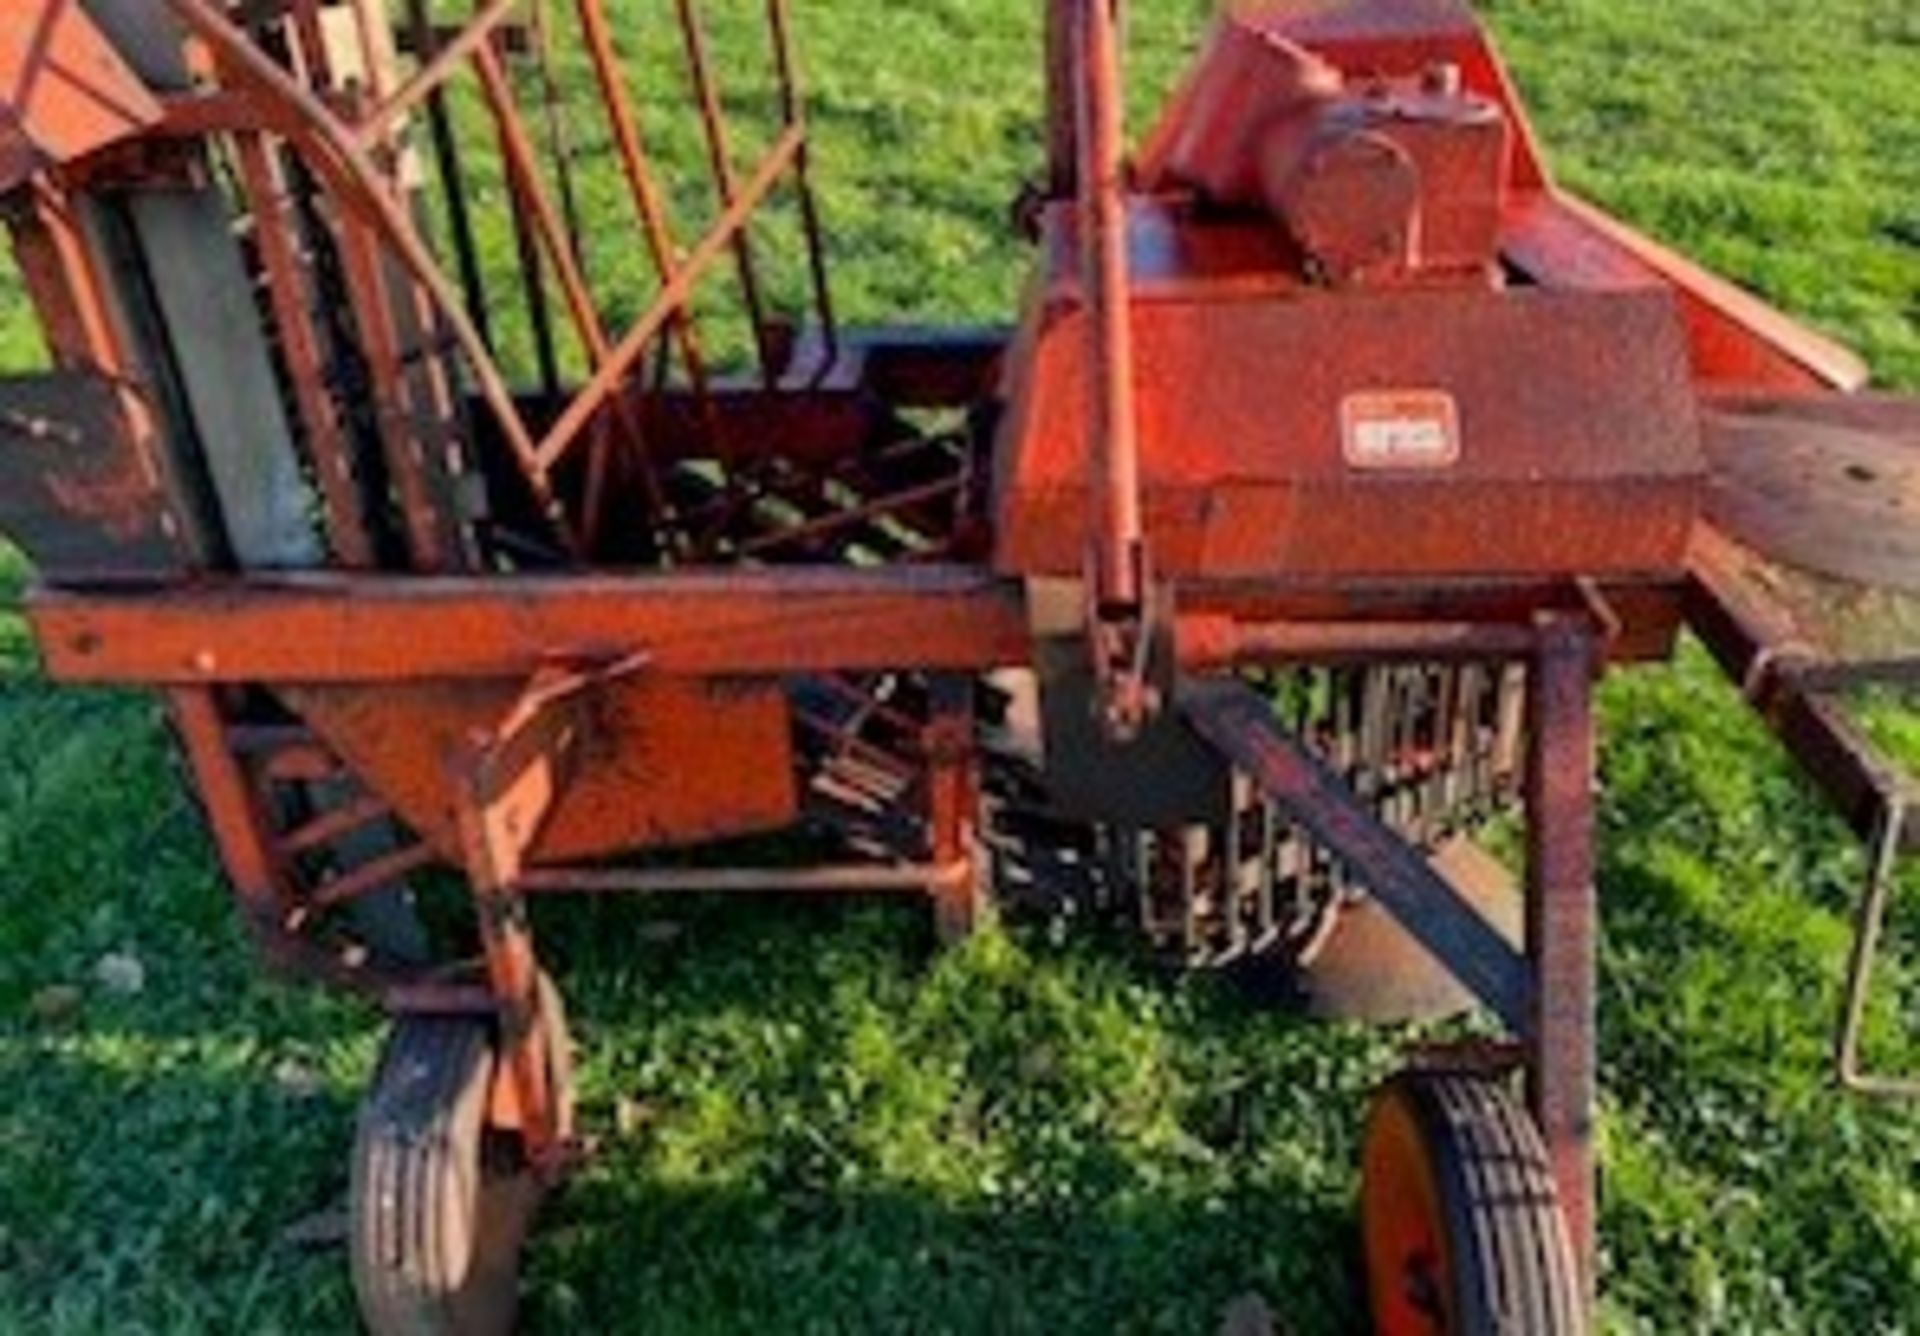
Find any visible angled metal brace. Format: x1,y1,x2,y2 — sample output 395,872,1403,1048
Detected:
1179,677,1531,1032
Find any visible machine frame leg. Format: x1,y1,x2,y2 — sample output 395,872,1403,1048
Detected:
448,666,594,1172
1525,617,1599,1304
926,674,984,942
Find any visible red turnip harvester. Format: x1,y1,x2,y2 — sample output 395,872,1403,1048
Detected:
3,1,1915,1330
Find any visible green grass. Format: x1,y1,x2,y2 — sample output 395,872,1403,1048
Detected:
2,0,1919,1331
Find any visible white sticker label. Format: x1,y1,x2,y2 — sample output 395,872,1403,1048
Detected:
1341,391,1462,471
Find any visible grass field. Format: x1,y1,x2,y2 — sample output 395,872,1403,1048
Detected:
2,1,1919,1332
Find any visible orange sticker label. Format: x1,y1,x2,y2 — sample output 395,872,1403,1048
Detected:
1341,391,1461,471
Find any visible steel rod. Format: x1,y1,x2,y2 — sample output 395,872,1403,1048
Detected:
309,841,440,911
405,0,495,351
1179,616,1542,668
532,125,805,472
1077,0,1142,612
676,0,778,383
277,791,393,857
353,0,520,146
517,863,959,895
472,37,668,526
767,0,837,371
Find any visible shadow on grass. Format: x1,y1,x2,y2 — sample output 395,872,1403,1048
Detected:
3,871,1383,1334
527,1175,1360,1335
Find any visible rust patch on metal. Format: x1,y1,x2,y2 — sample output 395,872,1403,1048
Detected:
281,675,798,863
0,369,182,573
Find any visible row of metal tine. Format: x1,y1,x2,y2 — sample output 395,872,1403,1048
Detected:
963,663,1529,969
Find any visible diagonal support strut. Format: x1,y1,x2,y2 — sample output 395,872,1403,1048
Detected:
1179,677,1531,1032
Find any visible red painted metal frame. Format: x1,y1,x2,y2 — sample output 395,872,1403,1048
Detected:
29,567,1031,682
6,6,1911,1327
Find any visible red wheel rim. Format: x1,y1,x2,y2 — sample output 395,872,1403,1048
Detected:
1361,1090,1455,1335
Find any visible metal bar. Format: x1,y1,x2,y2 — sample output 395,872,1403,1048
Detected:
737,476,962,557
529,3,588,270
813,672,927,738
404,0,494,350
471,36,667,532
767,0,837,370
1077,0,1142,613
1044,0,1078,199
1180,679,1530,1031
794,706,920,774
450,672,579,1164
346,0,395,98
1836,802,1920,1098
676,0,778,383
497,106,564,398
276,790,393,857
260,744,344,784
531,124,805,473
335,211,450,570
232,132,374,567
352,0,521,146
572,0,716,400
925,675,981,939
308,840,439,911
381,982,503,1017
471,40,610,367
287,0,332,86
1179,616,1542,669
1525,619,1599,1305
170,688,288,913
1686,530,1920,849
517,863,959,895
32,565,1030,683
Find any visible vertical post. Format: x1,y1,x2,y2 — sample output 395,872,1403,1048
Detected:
452,742,561,1165
169,688,288,921
1045,0,1077,199
1526,618,1599,1306
1075,0,1153,739
677,0,778,384
926,675,982,942
1078,0,1141,616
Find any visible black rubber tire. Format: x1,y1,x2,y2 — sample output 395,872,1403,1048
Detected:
350,976,573,1336
1360,1072,1587,1336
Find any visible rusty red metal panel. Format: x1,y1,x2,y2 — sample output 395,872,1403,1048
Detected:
995,233,1703,583
282,675,799,862
0,369,184,573
0,4,162,192
1503,191,1869,393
